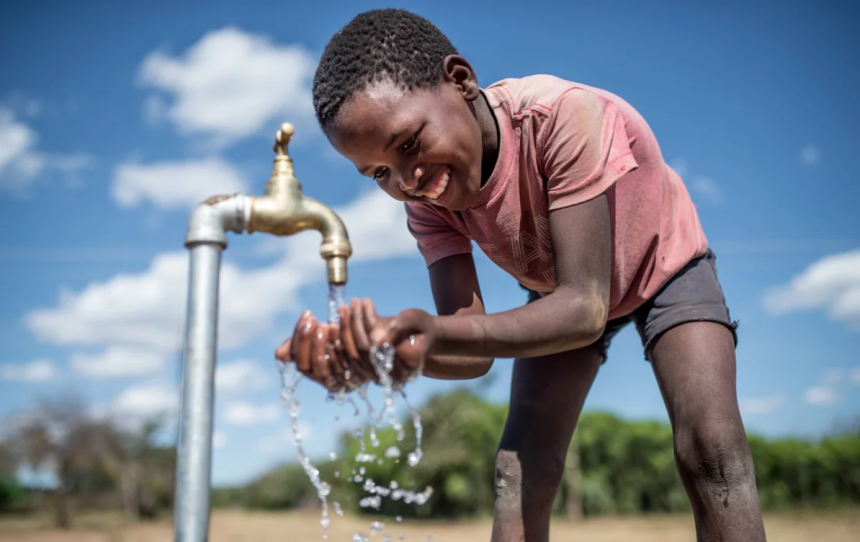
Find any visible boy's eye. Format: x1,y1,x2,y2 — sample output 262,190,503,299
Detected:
401,135,417,153
372,167,388,180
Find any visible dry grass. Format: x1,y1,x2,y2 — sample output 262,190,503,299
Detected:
1,508,858,542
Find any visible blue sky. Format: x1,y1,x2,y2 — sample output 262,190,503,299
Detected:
1,0,858,486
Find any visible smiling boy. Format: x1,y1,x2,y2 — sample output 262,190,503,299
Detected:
277,9,767,542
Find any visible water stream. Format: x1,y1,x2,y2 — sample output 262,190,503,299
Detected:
276,284,431,540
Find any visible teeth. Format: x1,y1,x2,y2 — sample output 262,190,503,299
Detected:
424,170,449,200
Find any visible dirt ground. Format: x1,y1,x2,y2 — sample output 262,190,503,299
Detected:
1,508,858,542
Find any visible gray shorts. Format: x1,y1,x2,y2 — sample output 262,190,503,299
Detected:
525,249,738,362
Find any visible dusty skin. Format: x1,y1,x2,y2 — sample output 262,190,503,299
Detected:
1,509,859,542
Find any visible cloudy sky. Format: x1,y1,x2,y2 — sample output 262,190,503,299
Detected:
1,1,858,486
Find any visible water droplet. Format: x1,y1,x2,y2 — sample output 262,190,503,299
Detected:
329,452,337,460
333,502,343,516
385,446,401,458
370,521,385,533
407,449,423,467
395,516,403,523
359,467,366,475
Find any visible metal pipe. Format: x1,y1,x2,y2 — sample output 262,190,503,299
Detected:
174,243,221,542
173,123,352,542
175,194,248,542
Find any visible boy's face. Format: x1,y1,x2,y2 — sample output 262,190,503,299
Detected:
325,66,486,212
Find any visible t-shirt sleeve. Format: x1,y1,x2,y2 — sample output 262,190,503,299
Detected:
540,89,639,211
405,202,473,268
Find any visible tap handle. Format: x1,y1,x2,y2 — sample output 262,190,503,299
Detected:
273,123,295,157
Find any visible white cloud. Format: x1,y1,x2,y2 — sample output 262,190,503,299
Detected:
70,346,167,378
739,394,786,415
690,176,723,203
669,159,722,203
821,368,844,386
804,386,837,406
763,248,860,329
257,425,311,454
216,359,273,394
0,359,57,382
112,158,247,209
0,107,94,194
112,382,179,418
213,430,228,449
224,402,281,426
852,367,860,386
801,145,820,165
669,159,688,178
26,189,419,355
137,27,316,148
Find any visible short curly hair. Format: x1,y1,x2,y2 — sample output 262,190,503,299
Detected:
313,9,459,130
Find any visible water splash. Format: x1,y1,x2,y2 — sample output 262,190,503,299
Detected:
402,391,423,467
278,361,331,537
369,344,405,440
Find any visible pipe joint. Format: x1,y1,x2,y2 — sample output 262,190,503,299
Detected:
185,194,250,248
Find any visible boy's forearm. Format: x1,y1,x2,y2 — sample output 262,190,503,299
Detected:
431,287,606,360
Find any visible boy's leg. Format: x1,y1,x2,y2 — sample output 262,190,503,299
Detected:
649,321,766,542
492,346,602,542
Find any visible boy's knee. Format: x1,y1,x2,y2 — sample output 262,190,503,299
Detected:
674,414,757,501
495,448,564,509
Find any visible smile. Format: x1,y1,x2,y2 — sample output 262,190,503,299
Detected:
415,167,450,201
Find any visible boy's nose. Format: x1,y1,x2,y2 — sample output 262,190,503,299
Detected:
398,166,424,193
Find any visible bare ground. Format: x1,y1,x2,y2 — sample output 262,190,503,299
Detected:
1,508,858,542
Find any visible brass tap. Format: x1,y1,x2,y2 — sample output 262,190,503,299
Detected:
247,123,352,284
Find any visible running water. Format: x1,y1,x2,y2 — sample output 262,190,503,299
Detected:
277,361,331,537
328,284,347,324
369,344,406,441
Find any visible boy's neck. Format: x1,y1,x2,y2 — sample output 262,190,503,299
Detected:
477,90,500,188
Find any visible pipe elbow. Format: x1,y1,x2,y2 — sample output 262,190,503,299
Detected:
185,194,250,248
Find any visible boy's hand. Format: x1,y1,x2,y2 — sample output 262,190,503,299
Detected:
275,311,372,392
370,307,436,377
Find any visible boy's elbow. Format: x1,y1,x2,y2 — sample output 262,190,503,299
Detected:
423,357,494,380
571,295,608,348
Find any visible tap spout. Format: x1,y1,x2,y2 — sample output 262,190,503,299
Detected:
247,123,352,284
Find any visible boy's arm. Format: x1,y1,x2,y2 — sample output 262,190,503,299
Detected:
434,193,611,358
421,253,494,380
389,192,611,361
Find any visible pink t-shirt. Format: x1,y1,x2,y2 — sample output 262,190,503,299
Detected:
405,75,708,320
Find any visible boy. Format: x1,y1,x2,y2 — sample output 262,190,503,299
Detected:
276,9,767,542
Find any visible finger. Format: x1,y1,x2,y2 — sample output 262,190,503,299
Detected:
351,298,370,354
326,324,345,377
339,305,360,361
363,299,379,336
292,311,316,374
275,337,292,362
311,325,333,385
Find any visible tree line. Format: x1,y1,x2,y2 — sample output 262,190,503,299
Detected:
2,389,858,528
0,397,174,528
217,388,860,518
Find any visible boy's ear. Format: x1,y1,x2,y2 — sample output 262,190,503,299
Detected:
442,55,480,101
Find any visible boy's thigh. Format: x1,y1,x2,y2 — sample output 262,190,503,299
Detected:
502,346,603,454
631,249,738,361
